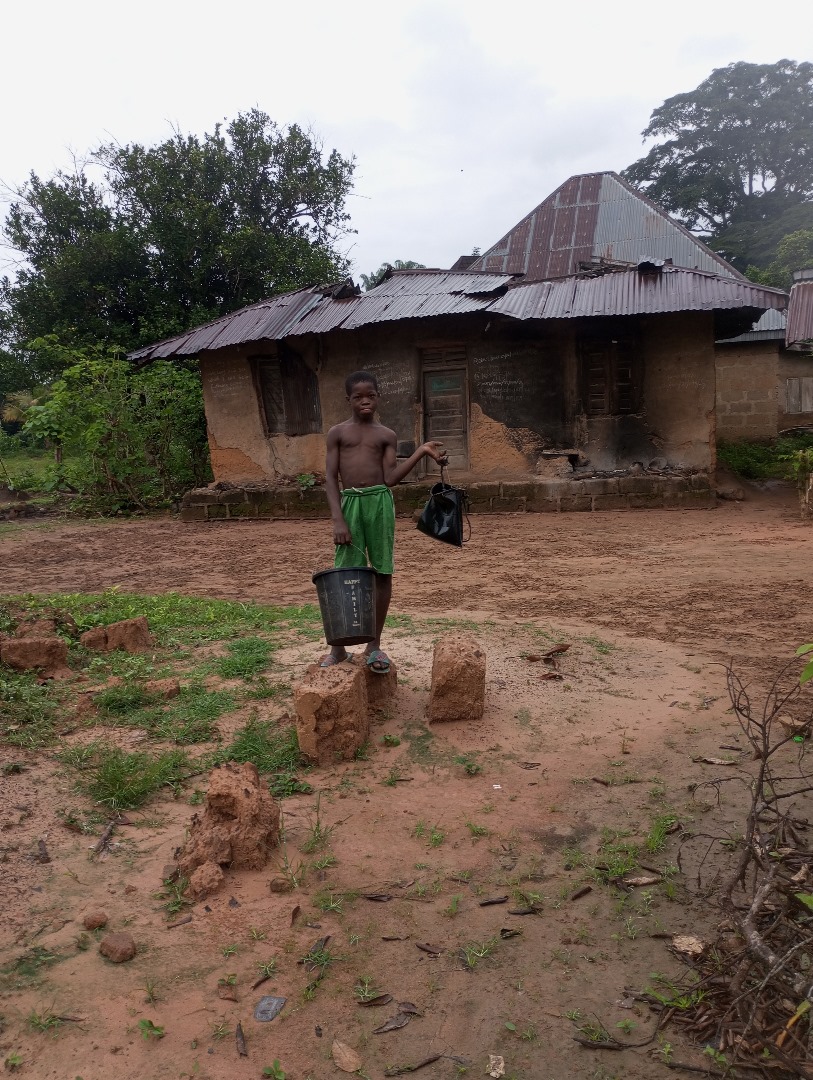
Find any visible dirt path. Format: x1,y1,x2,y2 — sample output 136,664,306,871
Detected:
2,488,809,677
2,489,811,1080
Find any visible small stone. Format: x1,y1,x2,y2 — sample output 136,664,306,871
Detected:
160,862,180,883
269,875,294,894
99,931,136,963
187,861,224,900
124,885,137,895
144,677,181,699
83,910,108,930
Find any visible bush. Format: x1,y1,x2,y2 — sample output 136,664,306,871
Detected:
717,433,813,480
22,343,211,512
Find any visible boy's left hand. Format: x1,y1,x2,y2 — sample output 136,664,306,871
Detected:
423,441,449,465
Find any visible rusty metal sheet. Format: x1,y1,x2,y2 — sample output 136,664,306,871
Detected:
787,281,813,345
130,287,323,360
489,268,787,321
469,171,743,281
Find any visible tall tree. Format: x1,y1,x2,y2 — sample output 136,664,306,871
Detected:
0,110,355,391
622,61,813,269
360,260,426,291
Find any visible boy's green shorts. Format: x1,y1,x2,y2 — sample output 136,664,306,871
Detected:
334,484,395,575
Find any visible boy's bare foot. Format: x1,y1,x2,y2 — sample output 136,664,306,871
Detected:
320,648,349,668
364,648,390,674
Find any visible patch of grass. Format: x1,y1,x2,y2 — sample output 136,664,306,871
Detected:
301,795,334,853
584,635,615,655
454,754,482,776
382,734,401,747
213,718,311,798
443,894,463,917
243,677,290,701
0,672,58,747
402,722,438,764
353,976,381,1002
65,743,193,811
0,591,322,647
460,937,498,969
466,821,489,839
217,636,274,680
156,875,191,919
94,683,150,714
26,1009,62,1033
1,948,63,986
645,813,678,854
149,685,234,744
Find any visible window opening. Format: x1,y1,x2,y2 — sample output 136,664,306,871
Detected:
254,348,322,435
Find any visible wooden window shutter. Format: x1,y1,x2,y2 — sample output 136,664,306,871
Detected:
255,348,322,435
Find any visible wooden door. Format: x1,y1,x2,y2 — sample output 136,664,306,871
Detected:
423,368,468,470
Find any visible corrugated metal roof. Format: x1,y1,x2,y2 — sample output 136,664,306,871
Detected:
468,172,742,281
129,287,324,360
488,267,787,321
716,307,787,344
368,270,514,296
130,267,787,361
787,281,813,346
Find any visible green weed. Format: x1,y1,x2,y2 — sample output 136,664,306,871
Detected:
138,1018,165,1041
68,744,192,810
27,1009,62,1033
454,754,482,776
645,813,678,854
213,719,310,797
217,636,274,680
460,937,498,969
0,672,58,747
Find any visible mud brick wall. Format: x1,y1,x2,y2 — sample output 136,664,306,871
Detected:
180,474,713,521
715,342,779,440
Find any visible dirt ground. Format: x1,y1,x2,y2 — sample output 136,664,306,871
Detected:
1,486,812,1080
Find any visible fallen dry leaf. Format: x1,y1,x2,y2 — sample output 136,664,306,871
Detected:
332,1039,363,1073
373,1012,411,1034
692,756,736,766
622,875,661,887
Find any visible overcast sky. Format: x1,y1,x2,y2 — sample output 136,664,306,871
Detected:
2,0,812,284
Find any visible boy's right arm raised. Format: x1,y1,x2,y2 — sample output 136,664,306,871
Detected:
325,428,352,545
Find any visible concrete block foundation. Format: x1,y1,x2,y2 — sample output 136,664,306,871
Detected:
180,473,714,522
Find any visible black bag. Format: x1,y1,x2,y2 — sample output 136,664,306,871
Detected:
416,469,470,547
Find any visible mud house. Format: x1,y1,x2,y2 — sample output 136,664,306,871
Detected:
131,258,785,519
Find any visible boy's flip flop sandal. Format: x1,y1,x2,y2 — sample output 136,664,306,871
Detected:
365,649,390,674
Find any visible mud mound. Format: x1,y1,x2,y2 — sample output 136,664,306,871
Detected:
177,762,281,898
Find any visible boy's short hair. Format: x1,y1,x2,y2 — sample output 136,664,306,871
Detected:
345,370,379,396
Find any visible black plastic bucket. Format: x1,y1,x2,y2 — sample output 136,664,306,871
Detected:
312,566,377,646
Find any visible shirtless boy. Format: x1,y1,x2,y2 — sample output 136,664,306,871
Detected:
322,370,448,671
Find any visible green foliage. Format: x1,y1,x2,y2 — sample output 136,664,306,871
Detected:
0,671,58,747
213,718,311,797
217,636,274,679
4,590,310,645
137,1019,165,1041
19,346,210,512
717,433,813,480
63,742,193,810
747,228,813,289
797,644,813,688
1,109,355,369
623,60,813,270
360,259,426,291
